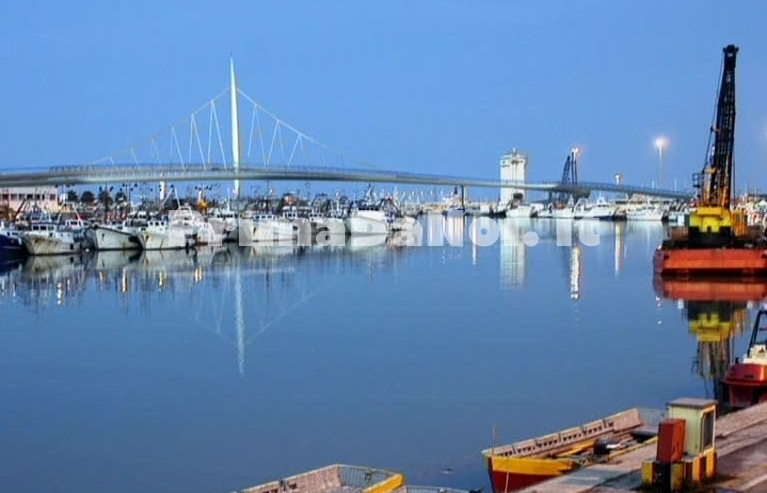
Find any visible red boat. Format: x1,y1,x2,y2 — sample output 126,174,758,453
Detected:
723,308,767,409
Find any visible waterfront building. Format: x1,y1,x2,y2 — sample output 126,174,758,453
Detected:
500,149,528,205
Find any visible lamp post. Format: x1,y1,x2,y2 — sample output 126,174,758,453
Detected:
654,137,668,188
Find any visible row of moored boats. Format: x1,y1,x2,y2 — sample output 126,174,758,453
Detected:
0,199,418,256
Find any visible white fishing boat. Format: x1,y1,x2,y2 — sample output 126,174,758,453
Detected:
551,204,575,219
135,219,190,250
194,221,226,246
207,205,239,243
239,213,298,243
505,204,534,218
573,197,615,220
86,220,142,251
345,202,388,235
624,203,665,221
322,208,347,237
21,221,86,256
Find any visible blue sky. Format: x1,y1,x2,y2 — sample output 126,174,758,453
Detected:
2,0,767,196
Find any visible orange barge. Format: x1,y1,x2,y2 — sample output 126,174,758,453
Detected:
654,241,767,278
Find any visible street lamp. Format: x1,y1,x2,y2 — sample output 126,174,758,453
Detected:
654,137,668,188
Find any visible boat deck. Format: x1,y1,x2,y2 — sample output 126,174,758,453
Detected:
516,401,767,493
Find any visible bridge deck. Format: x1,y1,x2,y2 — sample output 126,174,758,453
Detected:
0,164,691,199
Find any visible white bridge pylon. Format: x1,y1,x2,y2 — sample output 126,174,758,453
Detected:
90,60,378,176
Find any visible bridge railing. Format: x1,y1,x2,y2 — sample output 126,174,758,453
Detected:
0,162,694,199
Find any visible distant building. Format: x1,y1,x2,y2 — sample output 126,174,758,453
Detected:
500,149,528,205
0,186,60,213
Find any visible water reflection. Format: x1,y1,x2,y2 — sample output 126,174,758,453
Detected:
614,222,624,275
654,276,767,407
425,215,465,247
0,240,416,374
499,219,528,290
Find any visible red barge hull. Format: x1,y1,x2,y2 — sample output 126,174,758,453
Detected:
654,247,767,277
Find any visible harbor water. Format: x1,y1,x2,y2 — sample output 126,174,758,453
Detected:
0,217,756,493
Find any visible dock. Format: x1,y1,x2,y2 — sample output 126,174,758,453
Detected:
516,401,767,493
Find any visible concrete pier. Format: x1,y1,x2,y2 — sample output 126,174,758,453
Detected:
517,401,767,493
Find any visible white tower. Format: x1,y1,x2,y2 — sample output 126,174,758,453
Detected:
230,56,241,199
500,149,528,205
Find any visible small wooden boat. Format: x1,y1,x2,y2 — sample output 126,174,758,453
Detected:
481,407,664,493
239,464,404,493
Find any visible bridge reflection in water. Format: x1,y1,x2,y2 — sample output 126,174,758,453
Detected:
0,239,411,375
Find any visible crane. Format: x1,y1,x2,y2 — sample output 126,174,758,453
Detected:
689,44,745,244
654,44,767,276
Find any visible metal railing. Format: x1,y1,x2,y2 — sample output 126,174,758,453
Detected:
0,162,693,199
337,465,400,488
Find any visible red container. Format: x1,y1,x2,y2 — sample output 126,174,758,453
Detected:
656,418,686,463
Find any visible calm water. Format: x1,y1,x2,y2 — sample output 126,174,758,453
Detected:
0,217,758,493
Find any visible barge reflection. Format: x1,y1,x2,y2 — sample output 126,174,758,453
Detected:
654,276,767,409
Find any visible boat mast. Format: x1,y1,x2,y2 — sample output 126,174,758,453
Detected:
230,55,241,199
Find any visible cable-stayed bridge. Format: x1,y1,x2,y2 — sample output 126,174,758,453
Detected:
0,60,691,200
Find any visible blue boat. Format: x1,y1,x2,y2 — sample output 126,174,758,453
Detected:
0,221,24,255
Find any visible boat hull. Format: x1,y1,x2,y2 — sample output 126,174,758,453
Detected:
87,226,140,251
574,209,614,220
345,216,387,235
505,207,532,219
487,456,575,493
654,247,767,276
22,234,82,255
724,363,767,409
137,230,189,250
482,407,662,493
0,233,24,254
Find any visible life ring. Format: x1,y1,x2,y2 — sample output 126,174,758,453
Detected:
242,210,254,219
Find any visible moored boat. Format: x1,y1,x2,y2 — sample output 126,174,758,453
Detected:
723,307,767,409
237,464,404,493
482,407,663,492
0,221,25,255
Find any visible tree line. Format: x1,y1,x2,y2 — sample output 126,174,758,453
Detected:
65,189,128,205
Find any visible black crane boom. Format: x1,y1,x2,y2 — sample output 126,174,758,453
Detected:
696,44,737,209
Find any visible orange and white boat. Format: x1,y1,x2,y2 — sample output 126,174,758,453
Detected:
724,308,767,409
481,408,663,492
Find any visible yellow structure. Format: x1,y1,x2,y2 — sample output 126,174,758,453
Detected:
688,206,747,237
688,307,746,343
641,398,718,492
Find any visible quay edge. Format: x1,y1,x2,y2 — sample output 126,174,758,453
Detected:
514,400,767,493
